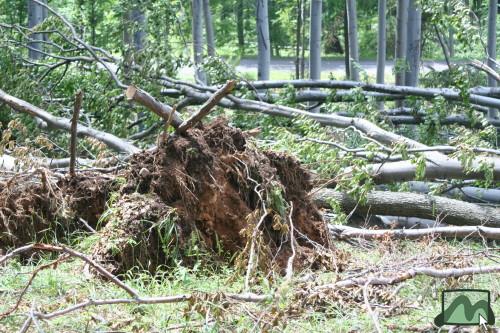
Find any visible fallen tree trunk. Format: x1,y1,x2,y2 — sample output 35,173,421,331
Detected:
312,188,500,227
329,224,500,240
383,114,500,127
0,89,139,154
363,157,500,183
403,181,500,204
234,79,500,108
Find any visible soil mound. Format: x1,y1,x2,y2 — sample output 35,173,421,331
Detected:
1,119,333,274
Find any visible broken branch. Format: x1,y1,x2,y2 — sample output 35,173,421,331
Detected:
125,85,183,128
176,80,236,134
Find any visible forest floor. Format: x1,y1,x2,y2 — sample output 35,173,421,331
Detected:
1,237,498,332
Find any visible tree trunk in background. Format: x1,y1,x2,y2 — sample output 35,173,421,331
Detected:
295,0,302,79
236,0,245,51
346,0,359,81
131,6,146,52
89,0,97,46
309,0,322,81
301,0,307,79
203,0,216,57
27,0,47,60
405,0,421,87
256,0,271,80
308,0,322,112
446,1,455,58
343,6,350,79
487,0,498,119
395,0,408,87
376,0,386,85
192,0,207,84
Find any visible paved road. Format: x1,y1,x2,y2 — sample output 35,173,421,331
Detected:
237,58,448,73
180,58,449,79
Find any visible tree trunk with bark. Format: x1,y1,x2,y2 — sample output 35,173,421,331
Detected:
256,0,271,81
192,0,207,84
405,0,421,87
27,0,47,60
236,0,245,51
376,0,386,85
308,0,322,112
203,0,216,57
346,0,359,81
295,0,303,79
487,0,498,118
395,0,408,86
343,5,350,79
313,189,500,227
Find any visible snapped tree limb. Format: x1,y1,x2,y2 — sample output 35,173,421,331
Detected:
125,85,183,128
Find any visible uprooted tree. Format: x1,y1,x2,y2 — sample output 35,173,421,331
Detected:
1,1,500,331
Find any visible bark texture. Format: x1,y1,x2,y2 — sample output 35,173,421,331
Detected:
346,0,359,81
313,189,500,227
256,0,271,80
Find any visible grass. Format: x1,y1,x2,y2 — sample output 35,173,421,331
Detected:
1,235,499,332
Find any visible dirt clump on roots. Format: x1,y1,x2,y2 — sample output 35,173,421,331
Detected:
0,170,117,249
1,118,334,274
97,118,333,274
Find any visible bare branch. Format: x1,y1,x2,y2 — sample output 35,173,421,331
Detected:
329,224,500,240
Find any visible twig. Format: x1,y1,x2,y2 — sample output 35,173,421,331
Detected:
363,279,383,333
69,90,83,177
176,80,236,134
317,264,500,289
284,202,296,282
244,211,269,291
78,217,96,233
17,316,32,333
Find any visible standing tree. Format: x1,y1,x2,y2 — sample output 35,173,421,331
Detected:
256,0,271,80
309,0,322,112
346,0,359,81
487,0,498,119
192,0,207,84
343,5,350,79
395,0,409,86
295,0,303,79
203,0,216,57
405,0,421,87
131,5,146,52
236,0,245,51
27,0,47,60
309,0,322,81
376,0,386,85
